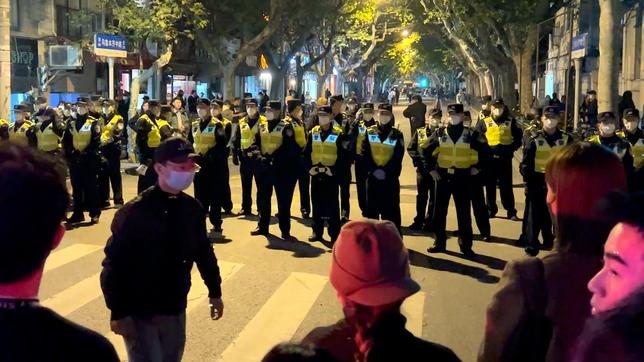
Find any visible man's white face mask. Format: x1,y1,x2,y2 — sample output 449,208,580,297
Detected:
449,114,462,125
318,114,331,127
362,111,374,121
600,123,616,136
492,108,503,117
197,109,209,119
376,113,392,126
543,117,558,130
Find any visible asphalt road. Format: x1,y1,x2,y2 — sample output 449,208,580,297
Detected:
44,102,527,362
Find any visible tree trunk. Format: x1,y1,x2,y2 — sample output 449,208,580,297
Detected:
482,70,494,97
128,47,173,119
0,0,10,120
598,0,622,112
270,67,287,102
496,64,517,110
223,64,236,101
512,30,537,115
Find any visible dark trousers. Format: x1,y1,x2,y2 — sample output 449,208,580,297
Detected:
365,176,401,233
526,176,554,248
414,169,435,226
194,160,226,229
519,187,530,242
222,162,233,212
137,166,158,194
355,160,369,217
432,173,472,250
240,159,258,212
98,145,123,204
311,174,341,240
486,155,517,216
340,166,351,219
298,168,311,213
470,173,490,236
275,171,298,235
123,313,186,362
256,166,275,232
69,154,101,218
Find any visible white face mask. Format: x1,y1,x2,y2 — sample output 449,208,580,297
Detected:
211,109,221,117
164,170,195,191
377,114,392,125
197,109,209,119
247,108,258,117
449,115,462,125
362,111,374,121
347,105,357,112
482,104,490,111
63,109,71,117
624,120,639,132
543,118,558,130
102,107,110,115
222,109,233,120
265,111,276,121
71,111,78,119
78,108,88,116
430,118,441,128
15,113,24,121
492,108,503,117
600,123,616,136
318,115,331,126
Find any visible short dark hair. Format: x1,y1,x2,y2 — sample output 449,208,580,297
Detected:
599,192,644,239
0,144,69,283
262,343,338,362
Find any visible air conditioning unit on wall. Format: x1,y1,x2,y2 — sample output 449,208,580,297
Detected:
48,45,83,70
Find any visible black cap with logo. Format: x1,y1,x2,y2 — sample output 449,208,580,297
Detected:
447,104,464,114
154,137,198,164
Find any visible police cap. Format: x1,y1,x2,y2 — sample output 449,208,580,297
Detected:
430,108,443,118
160,105,173,114
447,103,464,114
154,137,198,164
318,105,332,114
542,106,560,117
90,95,103,103
148,100,160,108
492,98,504,107
378,103,393,112
623,108,640,118
13,104,30,112
360,103,374,110
330,95,344,106
77,96,90,104
598,111,616,123
244,98,258,107
287,99,302,113
267,101,282,111
210,99,224,107
482,95,492,103
197,98,211,107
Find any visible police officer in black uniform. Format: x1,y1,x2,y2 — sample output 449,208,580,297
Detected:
98,100,125,207
349,103,377,217
587,111,634,178
521,106,573,256
620,108,644,191
330,95,351,222
464,110,491,241
516,107,543,246
425,104,489,257
210,99,234,214
407,107,441,231
135,100,173,193
285,99,311,219
362,103,405,233
63,98,102,226
6,104,36,147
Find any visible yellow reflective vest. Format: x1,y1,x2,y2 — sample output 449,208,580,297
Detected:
587,135,630,160
355,121,372,155
140,114,170,148
192,119,218,156
484,117,513,146
239,116,267,150
100,114,124,144
284,116,307,148
36,122,61,152
416,127,432,153
8,121,32,146
367,127,399,167
434,128,475,169
534,134,568,173
631,138,644,170
259,121,285,155
311,125,342,166
70,117,97,152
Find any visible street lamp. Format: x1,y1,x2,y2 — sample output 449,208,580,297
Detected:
402,30,410,37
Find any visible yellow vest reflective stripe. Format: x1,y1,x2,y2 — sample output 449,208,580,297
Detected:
142,115,170,148
356,122,369,155
416,128,431,153
587,135,600,144
239,116,266,150
484,117,513,146
100,115,123,144
311,130,339,166
192,120,218,155
535,135,568,173
368,129,397,167
36,123,60,152
631,138,644,170
260,121,285,155
285,116,307,148
71,118,96,152
588,135,629,160
9,121,32,146
437,130,474,169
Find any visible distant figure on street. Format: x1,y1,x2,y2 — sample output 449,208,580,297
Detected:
0,143,118,361
187,90,198,115
403,94,427,136
580,90,598,127
618,91,636,120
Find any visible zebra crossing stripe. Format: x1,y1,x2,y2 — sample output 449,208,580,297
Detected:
41,273,101,316
217,272,328,362
44,244,103,272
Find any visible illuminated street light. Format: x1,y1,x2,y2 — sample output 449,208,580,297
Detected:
402,30,410,37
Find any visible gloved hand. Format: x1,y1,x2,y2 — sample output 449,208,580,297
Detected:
309,167,318,176
470,168,480,176
373,169,386,180
429,170,441,182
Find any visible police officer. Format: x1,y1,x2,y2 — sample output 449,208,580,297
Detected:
210,99,234,214
251,101,288,237
33,107,65,154
521,106,572,256
407,108,440,231
618,108,644,191
476,95,493,125
305,105,347,242
0,117,8,141
587,111,634,177
464,110,491,241
330,95,351,222
232,98,266,216
285,99,311,219
63,99,102,226
6,104,36,147
188,98,230,236
425,104,487,257
516,107,543,246
350,103,377,217
362,103,404,233
98,100,125,207
345,97,359,122
476,98,522,220
135,100,173,193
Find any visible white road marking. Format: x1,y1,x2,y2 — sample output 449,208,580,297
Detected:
401,291,426,337
41,273,101,316
44,244,103,272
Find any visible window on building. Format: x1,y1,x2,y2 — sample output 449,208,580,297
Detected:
10,0,19,30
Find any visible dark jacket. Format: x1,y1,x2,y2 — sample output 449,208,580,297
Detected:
479,253,602,362
303,313,460,362
100,186,223,320
407,125,436,172
403,101,427,135
135,111,173,164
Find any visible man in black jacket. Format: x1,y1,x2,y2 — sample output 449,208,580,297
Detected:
101,137,224,362
403,94,427,136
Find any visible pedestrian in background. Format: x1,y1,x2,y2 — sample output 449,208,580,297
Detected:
101,137,224,362
303,220,461,362
403,94,427,136
618,91,636,120
479,143,627,362
580,90,598,127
